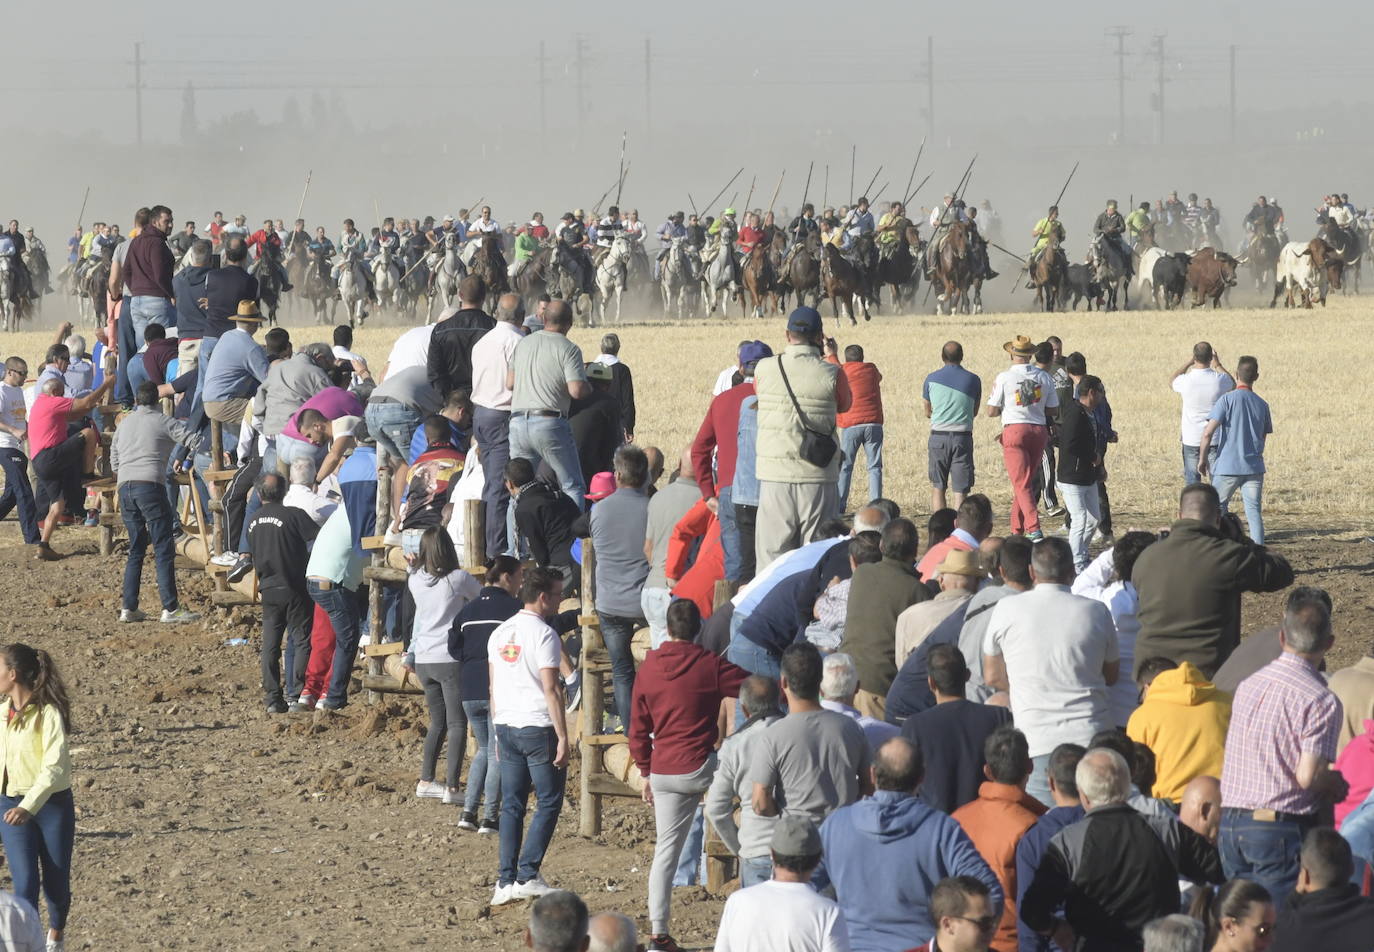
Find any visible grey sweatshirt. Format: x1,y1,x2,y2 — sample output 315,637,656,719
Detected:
258,352,329,437
111,406,202,486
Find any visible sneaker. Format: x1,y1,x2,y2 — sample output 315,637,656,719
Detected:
161,606,202,624
46,939,63,952
512,876,553,900
226,554,254,583
83,510,98,527
266,700,288,714
318,699,345,712
295,693,316,711
286,699,311,713
442,788,462,806
119,608,148,623
457,811,479,831
415,780,447,800
1027,530,1045,542
1045,505,1067,518
490,882,517,907
564,669,582,713
648,936,684,952
478,818,499,835
1093,530,1116,546
210,551,239,567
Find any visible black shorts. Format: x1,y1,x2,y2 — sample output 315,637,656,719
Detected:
32,433,86,509
928,431,975,493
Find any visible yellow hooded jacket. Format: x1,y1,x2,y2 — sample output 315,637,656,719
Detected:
1127,661,1230,802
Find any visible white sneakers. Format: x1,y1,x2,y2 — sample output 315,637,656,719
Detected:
210,551,238,567
118,609,147,623
491,876,553,907
490,882,516,906
414,780,447,800
160,606,201,624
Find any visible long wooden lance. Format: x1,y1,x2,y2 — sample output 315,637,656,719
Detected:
766,169,786,216
858,165,883,203
849,146,856,204
741,175,757,214
295,170,312,221
76,187,90,229
614,131,627,206
1011,161,1079,290
903,171,934,210
900,138,925,208
700,168,744,217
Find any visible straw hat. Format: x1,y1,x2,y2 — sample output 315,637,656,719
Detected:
1002,335,1035,357
934,549,984,578
235,300,264,322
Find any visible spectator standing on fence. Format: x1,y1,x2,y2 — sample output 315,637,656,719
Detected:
112,382,202,625
751,307,852,567
506,300,590,507
489,567,571,907
247,472,319,713
835,344,884,510
924,342,981,514
469,293,525,556
630,600,748,952
0,644,77,952
450,555,523,834
589,445,652,733
986,335,1058,541
0,357,41,553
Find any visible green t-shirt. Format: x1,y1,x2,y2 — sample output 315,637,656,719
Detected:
510,330,587,415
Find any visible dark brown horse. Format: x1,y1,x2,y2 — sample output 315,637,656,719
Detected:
1030,237,1068,312
930,221,975,315
742,245,778,318
820,243,868,326
469,232,509,310
785,232,822,311
875,224,921,313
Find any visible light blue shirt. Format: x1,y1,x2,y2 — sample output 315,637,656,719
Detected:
1208,385,1272,476
202,328,271,402
306,505,366,589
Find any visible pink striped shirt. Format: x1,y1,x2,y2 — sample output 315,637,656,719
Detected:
1221,652,1341,814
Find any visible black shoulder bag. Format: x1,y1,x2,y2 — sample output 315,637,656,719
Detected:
775,355,838,468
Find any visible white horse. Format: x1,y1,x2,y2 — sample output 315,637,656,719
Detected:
701,236,741,317
0,258,22,332
659,236,694,319
1134,246,1166,307
371,243,400,312
426,232,465,322
337,250,367,328
595,235,632,325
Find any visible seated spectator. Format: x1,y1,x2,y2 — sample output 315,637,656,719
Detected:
1271,828,1374,952
902,644,1012,813
984,537,1119,806
1133,483,1293,679
1328,642,1374,754
1141,915,1204,952
805,533,881,652
398,415,466,530
917,494,993,583
525,890,588,952
958,536,1032,702
1194,879,1274,952
907,876,999,952
897,550,983,665
838,518,931,717
587,912,638,952
1220,592,1347,903
712,816,849,952
1072,531,1159,727
751,643,872,826
508,457,581,589
926,508,956,554
705,675,783,887
819,652,900,754
952,727,1047,952
1127,658,1231,803
820,736,1002,951
1014,744,1087,952
1021,748,1223,952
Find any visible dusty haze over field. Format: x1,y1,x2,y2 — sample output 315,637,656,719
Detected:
14,0,1374,268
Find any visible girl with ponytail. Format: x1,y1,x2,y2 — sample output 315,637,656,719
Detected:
0,643,76,950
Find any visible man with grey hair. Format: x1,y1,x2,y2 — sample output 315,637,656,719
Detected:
1142,914,1204,952
62,333,94,397
525,890,589,952
283,456,336,526
1220,595,1346,902
470,291,526,555
820,651,900,754
586,912,639,952
1022,748,1221,951
705,675,783,886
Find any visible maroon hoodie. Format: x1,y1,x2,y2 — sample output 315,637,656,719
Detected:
629,639,749,777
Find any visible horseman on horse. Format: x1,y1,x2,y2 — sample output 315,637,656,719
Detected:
332,219,376,304
701,208,741,286
0,226,36,302
778,203,820,277
654,211,687,279
248,218,293,291
1126,201,1153,248
553,210,594,297
842,197,877,274
875,201,911,261
1024,206,1066,289
963,206,998,281
1091,200,1134,278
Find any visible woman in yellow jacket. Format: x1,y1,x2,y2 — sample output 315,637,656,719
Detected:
0,644,74,951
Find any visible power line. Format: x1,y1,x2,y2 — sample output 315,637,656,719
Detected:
1106,27,1132,146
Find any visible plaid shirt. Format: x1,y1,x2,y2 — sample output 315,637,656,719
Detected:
814,577,853,629
1221,652,1341,814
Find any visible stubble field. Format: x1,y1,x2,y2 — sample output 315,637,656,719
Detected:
1,293,1371,950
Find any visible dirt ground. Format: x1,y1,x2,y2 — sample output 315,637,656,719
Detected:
2,508,1371,950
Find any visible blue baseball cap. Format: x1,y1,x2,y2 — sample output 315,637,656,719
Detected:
738,340,773,365
786,306,822,336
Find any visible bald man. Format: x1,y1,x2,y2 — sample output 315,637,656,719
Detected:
587,912,641,952
1179,775,1221,844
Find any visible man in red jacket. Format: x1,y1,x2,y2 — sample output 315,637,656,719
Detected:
630,599,748,952
836,343,884,509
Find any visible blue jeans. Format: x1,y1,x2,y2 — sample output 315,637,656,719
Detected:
740,854,774,887
309,579,362,707
597,612,641,727
718,484,742,581
0,788,75,931
495,724,566,885
276,434,325,472
1059,481,1101,571
193,335,219,411
463,700,502,820
1220,809,1307,904
119,481,179,612
1026,753,1054,809
365,400,423,466
838,423,884,506
1214,473,1265,544
114,296,134,405
129,295,176,341
508,413,585,508
126,352,151,395
473,406,513,556
727,623,782,729
1181,443,1219,486
0,447,40,544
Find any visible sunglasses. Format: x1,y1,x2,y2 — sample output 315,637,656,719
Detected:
952,915,999,932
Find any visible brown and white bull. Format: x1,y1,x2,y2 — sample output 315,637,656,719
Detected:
1271,241,1321,308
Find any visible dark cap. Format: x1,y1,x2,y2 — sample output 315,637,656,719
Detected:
770,815,821,856
786,306,822,336
738,340,773,365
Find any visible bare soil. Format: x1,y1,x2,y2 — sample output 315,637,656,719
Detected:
4,512,1371,950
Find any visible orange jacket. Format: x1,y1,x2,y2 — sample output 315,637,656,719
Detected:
952,782,1046,952
665,499,724,618
837,361,884,427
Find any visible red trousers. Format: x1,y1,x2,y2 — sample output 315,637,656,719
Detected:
1001,423,1048,534
302,604,335,700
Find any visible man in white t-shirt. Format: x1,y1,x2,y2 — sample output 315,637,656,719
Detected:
986,335,1058,540
379,319,439,382
0,356,41,550
713,815,849,952
488,566,570,907
982,537,1119,808
1169,341,1234,485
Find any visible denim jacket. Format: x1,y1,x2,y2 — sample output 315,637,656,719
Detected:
732,396,759,506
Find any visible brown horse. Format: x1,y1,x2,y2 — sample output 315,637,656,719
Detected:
930,221,975,315
469,232,509,310
820,243,868,327
1030,237,1068,312
875,224,921,313
742,245,778,318
785,232,822,311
